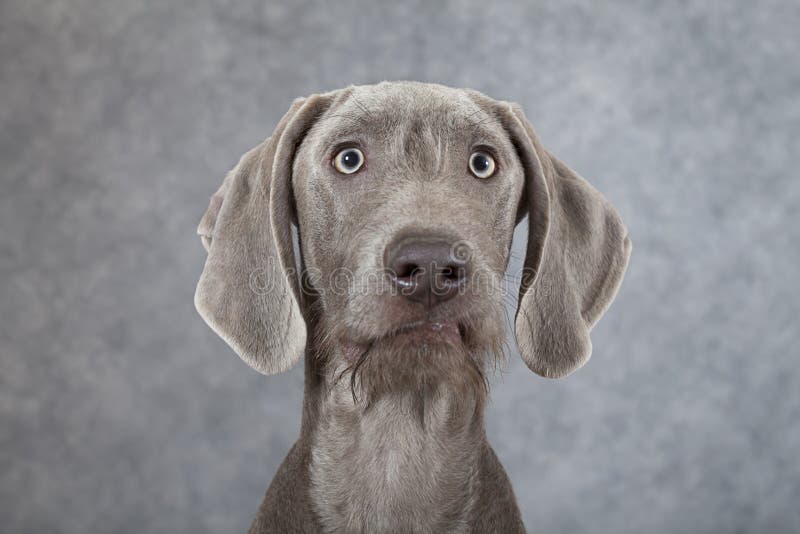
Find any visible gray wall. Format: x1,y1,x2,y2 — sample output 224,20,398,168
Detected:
2,1,798,532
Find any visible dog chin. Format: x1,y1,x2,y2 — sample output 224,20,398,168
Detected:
338,320,491,401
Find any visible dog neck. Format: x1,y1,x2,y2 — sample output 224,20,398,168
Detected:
303,343,487,532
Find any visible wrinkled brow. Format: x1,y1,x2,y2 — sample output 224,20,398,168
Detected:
316,105,506,147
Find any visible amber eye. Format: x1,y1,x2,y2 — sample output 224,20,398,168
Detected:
469,151,496,179
333,148,364,174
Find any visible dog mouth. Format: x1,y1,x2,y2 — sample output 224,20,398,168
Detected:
341,319,466,363
394,319,463,342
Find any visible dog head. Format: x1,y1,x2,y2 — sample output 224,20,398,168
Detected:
195,82,630,399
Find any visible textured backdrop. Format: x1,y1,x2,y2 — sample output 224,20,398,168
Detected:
2,1,799,532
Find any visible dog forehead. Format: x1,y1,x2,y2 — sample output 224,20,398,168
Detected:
313,82,501,140
349,81,479,115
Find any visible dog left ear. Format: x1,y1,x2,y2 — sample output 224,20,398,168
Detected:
501,102,632,378
195,94,334,375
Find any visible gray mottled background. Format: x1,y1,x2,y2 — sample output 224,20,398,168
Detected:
2,0,798,532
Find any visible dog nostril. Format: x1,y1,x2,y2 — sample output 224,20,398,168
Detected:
439,265,463,281
395,262,421,279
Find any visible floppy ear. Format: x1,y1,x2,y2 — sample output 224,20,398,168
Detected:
195,94,333,374
502,103,632,378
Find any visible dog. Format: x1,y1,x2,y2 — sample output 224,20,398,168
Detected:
195,81,631,533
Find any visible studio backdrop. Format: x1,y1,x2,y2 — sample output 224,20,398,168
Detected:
1,1,798,532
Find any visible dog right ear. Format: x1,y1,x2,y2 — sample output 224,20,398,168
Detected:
195,94,334,375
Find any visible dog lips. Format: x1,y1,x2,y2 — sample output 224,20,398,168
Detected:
428,321,461,342
429,321,457,333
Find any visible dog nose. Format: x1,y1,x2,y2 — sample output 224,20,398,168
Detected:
384,235,468,306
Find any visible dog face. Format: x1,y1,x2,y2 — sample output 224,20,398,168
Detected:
195,81,630,394
291,84,523,396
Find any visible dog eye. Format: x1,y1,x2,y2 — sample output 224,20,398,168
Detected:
468,151,496,179
333,148,364,174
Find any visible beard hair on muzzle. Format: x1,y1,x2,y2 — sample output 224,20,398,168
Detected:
336,333,502,409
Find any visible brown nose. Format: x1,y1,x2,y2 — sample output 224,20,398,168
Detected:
384,235,468,307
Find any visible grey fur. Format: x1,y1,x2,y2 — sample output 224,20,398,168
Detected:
195,81,630,532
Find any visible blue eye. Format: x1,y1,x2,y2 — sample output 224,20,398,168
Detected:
469,151,495,179
333,148,364,174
